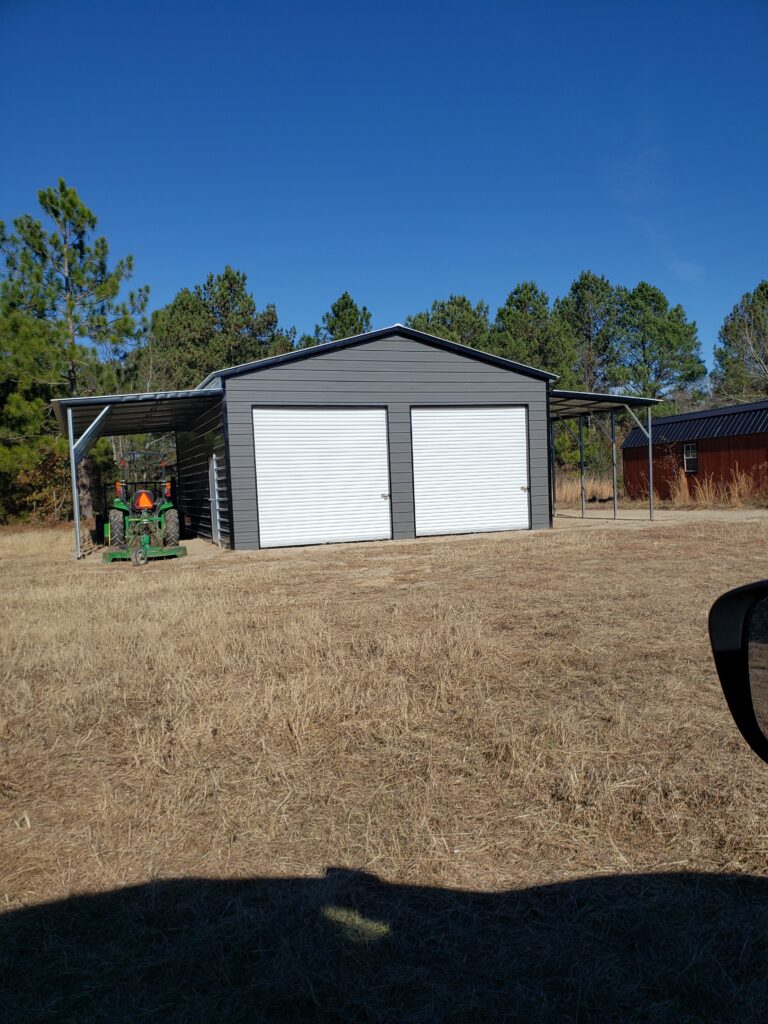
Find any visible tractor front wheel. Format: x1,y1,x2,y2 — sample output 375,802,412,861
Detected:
164,508,180,547
109,508,125,547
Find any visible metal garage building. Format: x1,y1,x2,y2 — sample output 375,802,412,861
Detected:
53,325,657,556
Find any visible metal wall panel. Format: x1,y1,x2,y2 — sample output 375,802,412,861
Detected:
223,334,550,549
176,400,231,546
411,406,530,535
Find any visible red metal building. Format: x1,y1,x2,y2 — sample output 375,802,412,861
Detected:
622,401,768,499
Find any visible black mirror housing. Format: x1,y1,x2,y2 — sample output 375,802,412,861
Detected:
710,581,768,764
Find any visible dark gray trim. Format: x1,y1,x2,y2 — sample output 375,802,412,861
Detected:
198,325,558,388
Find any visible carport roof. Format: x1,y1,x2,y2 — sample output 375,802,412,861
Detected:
52,387,223,440
549,389,659,420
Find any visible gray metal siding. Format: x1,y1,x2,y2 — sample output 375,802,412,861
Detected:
223,335,551,549
175,400,231,546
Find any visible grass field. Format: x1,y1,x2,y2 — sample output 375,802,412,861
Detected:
4,519,768,1021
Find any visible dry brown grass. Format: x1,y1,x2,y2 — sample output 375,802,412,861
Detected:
4,521,768,1020
560,467,768,510
669,467,768,509
555,471,615,505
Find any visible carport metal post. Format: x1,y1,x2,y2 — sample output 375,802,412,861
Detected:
578,415,586,518
67,406,82,560
623,404,655,522
647,405,655,521
610,410,618,520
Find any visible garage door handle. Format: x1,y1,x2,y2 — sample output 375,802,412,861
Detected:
381,493,390,499
521,486,529,492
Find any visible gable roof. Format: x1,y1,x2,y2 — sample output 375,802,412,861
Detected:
196,324,558,388
622,399,768,449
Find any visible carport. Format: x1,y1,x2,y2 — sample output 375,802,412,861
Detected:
549,389,660,520
52,388,227,558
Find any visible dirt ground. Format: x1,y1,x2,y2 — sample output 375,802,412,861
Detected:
3,513,768,1022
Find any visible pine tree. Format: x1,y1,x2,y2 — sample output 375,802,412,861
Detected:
490,282,576,381
553,272,624,391
0,179,148,395
618,281,705,399
300,291,372,347
406,295,490,349
133,267,295,391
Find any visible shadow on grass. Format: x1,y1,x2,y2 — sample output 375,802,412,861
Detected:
2,868,768,1022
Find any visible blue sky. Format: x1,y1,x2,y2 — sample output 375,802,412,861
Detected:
3,0,766,368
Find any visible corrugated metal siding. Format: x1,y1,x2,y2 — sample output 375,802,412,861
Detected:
623,404,768,448
223,334,550,549
175,400,231,546
623,434,768,499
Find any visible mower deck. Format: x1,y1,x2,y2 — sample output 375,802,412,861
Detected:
102,545,187,563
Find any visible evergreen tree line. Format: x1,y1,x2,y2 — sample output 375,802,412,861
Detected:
1,181,766,521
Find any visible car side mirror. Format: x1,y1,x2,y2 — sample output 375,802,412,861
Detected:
710,581,768,764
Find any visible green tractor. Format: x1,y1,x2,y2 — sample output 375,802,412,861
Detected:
102,480,187,565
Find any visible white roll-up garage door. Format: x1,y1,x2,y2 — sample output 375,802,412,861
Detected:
411,406,530,536
252,407,392,548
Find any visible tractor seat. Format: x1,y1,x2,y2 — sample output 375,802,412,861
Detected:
132,489,156,512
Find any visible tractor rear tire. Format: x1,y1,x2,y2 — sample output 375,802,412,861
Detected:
164,508,180,548
109,509,125,547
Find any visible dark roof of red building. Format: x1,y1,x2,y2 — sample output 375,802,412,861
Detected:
623,400,768,449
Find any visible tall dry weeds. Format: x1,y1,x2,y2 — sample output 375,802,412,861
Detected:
668,468,691,504
555,472,614,504
559,466,768,509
